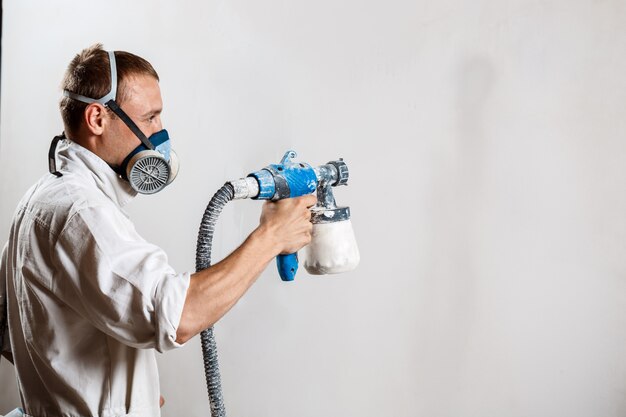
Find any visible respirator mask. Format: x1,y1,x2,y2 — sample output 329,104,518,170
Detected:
60,50,179,194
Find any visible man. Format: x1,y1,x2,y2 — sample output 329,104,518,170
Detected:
0,44,315,416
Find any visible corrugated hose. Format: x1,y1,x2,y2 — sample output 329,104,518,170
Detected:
195,183,235,417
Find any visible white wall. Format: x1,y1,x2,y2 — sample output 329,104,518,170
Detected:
1,0,625,416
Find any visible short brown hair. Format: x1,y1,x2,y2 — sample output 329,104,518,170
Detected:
59,43,159,138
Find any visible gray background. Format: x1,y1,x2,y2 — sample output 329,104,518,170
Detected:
1,0,626,416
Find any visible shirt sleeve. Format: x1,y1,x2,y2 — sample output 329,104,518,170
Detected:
0,241,11,357
52,205,190,353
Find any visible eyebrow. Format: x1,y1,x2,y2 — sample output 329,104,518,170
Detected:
141,108,162,118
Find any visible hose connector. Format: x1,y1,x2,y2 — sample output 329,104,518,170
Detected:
229,177,260,200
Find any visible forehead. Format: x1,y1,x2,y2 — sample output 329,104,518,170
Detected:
120,74,162,113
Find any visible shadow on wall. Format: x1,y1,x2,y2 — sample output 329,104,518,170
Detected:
456,56,496,136
419,54,496,411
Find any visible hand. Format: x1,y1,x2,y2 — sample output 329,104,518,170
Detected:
160,395,165,408
258,194,316,255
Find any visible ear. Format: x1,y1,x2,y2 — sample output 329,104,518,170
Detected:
83,103,107,135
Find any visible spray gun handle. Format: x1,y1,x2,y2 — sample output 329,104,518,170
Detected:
277,253,299,281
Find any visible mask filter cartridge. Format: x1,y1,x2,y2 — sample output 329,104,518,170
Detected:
123,129,179,194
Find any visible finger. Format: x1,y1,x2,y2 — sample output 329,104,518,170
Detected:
302,194,317,208
303,230,313,244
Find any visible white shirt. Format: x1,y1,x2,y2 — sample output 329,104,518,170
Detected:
0,139,190,417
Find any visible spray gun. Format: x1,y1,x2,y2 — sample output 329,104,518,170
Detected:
195,150,359,417
227,150,360,280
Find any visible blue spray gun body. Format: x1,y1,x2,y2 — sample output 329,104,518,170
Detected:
250,151,317,281
228,150,351,281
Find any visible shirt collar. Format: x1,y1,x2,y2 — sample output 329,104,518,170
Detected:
56,139,137,207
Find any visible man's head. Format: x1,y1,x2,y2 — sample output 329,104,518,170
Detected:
60,44,163,168
60,44,160,137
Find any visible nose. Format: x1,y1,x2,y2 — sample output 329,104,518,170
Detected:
153,115,163,135
144,116,163,138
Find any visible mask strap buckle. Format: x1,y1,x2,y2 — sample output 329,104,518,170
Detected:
48,133,66,177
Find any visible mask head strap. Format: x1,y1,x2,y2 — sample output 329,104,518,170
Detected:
62,50,155,151
64,51,118,105
106,100,154,150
